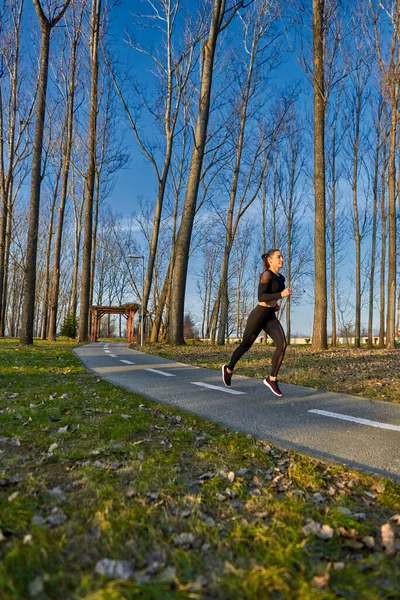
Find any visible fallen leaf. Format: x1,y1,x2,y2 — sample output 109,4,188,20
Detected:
381,523,395,554
389,514,400,525
344,538,364,550
312,573,329,589
361,535,375,549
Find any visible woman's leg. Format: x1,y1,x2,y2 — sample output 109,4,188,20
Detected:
227,306,268,371
264,318,287,377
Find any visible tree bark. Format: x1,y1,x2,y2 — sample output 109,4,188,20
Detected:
168,0,229,344
49,3,81,340
20,0,71,345
379,145,387,347
20,22,51,345
311,0,328,350
78,0,102,342
367,101,381,348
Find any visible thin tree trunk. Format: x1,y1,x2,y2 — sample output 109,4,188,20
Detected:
90,170,101,307
78,0,102,342
41,191,57,339
330,137,337,347
71,187,85,318
367,103,381,348
168,0,229,344
0,87,7,336
20,22,51,345
311,0,328,350
49,9,80,340
379,139,387,346
386,105,397,348
352,90,361,348
20,0,71,345
0,0,24,336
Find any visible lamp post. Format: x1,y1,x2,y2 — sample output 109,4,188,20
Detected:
128,254,144,346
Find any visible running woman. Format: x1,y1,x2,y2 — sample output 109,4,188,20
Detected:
222,249,292,397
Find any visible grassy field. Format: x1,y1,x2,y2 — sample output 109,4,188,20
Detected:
0,339,399,599
141,343,400,404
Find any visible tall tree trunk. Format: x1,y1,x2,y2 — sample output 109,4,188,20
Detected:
216,8,263,345
48,8,80,340
0,88,7,336
371,0,399,348
0,0,24,336
386,106,397,348
330,141,337,347
352,91,361,348
71,193,84,319
168,0,230,344
311,0,328,350
20,0,71,345
90,170,101,307
367,103,381,348
379,138,387,346
20,22,51,345
41,189,58,339
78,0,102,342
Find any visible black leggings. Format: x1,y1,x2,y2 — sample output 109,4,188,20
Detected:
227,304,287,377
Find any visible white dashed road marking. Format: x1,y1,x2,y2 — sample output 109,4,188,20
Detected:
309,409,400,432
108,354,118,358
145,368,175,377
120,360,135,365
191,382,246,395
104,350,111,353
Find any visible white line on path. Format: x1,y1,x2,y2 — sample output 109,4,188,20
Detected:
108,354,118,358
120,360,135,365
309,409,400,432
145,368,175,377
191,382,246,395
104,350,111,353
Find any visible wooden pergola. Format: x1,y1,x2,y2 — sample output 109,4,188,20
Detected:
89,303,140,343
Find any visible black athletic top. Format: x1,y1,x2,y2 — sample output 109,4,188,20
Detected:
258,269,285,303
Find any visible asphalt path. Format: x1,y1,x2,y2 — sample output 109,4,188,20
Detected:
74,342,400,480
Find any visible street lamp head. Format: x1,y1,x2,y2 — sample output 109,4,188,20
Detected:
128,254,144,259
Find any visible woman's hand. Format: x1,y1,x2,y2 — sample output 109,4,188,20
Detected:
281,287,292,298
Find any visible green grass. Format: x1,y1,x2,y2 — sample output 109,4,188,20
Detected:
0,339,399,599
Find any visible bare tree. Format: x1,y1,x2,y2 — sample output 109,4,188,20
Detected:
78,0,102,342
326,81,345,346
370,0,400,349
367,96,383,347
0,0,34,336
343,26,371,348
311,0,328,350
379,116,388,346
20,0,71,345
277,107,307,343
49,0,86,340
216,0,285,345
105,0,201,334
168,0,250,345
